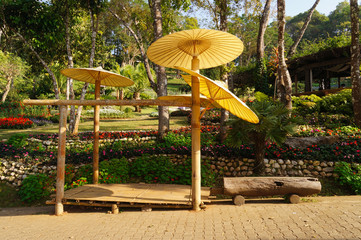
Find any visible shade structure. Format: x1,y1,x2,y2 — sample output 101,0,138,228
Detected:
147,29,244,212
147,29,243,70
60,67,133,184
60,67,134,87
176,66,259,124
157,95,222,109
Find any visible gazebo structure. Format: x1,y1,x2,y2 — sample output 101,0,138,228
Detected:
287,45,354,93
23,29,258,215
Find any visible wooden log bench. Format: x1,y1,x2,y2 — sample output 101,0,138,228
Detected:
223,177,322,205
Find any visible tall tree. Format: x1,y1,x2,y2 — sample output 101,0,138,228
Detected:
257,0,272,60
108,2,157,91
254,0,272,95
72,0,104,134
350,0,361,127
0,51,28,102
276,0,292,110
287,0,320,58
0,0,62,99
149,0,169,138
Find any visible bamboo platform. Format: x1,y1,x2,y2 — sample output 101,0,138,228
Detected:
47,183,211,210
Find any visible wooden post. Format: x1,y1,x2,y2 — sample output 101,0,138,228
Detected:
55,105,67,216
93,80,100,184
305,69,312,92
191,56,201,211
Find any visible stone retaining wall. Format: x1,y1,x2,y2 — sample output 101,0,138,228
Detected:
0,154,343,187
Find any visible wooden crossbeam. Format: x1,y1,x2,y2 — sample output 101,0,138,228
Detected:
23,99,191,107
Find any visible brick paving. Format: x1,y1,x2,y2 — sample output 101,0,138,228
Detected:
0,196,360,240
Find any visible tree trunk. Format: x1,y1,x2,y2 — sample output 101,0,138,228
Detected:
254,137,266,174
350,0,361,127
1,77,12,102
72,5,98,134
287,0,320,58
149,0,169,138
277,0,292,110
134,92,141,112
218,0,229,143
257,0,272,60
255,0,272,95
64,0,76,133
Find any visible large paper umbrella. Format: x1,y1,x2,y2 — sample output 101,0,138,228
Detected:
177,66,259,124
61,67,133,184
147,29,244,211
61,67,134,87
147,29,243,70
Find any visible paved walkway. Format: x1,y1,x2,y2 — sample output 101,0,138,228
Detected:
1,196,361,240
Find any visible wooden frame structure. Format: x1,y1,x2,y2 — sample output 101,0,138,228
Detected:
23,99,195,216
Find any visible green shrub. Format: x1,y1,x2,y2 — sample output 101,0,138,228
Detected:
292,94,322,115
99,158,129,184
76,164,93,183
334,161,361,194
130,155,216,187
7,133,29,147
317,89,353,116
161,132,191,148
130,155,174,183
18,174,54,203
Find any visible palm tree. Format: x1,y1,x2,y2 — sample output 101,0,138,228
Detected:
228,99,299,174
119,63,153,112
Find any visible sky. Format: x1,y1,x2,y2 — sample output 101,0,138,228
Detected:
285,0,347,17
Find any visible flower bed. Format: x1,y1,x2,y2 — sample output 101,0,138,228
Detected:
0,117,33,129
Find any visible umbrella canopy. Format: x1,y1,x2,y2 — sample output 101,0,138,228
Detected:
60,67,134,87
157,95,222,108
60,67,133,185
176,66,259,124
147,29,243,69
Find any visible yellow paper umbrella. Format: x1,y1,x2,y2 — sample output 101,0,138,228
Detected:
61,67,134,87
147,29,244,70
61,67,133,184
147,29,244,211
177,66,259,124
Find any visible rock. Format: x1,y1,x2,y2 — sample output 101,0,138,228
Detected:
285,136,339,149
285,160,291,165
278,159,284,164
320,162,328,167
313,161,320,166
274,163,280,168
327,162,334,167
323,167,334,173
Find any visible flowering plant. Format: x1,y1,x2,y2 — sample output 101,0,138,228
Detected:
0,117,33,129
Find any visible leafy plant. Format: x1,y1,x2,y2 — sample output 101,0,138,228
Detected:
99,158,129,184
317,89,353,116
7,133,29,147
18,174,54,203
334,161,361,194
228,100,299,174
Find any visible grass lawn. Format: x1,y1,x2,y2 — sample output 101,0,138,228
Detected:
0,107,189,140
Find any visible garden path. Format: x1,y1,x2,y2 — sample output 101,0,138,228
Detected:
0,195,360,239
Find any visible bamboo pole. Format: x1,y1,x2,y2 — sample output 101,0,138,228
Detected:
93,80,100,184
55,105,67,216
23,99,192,107
191,56,201,211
